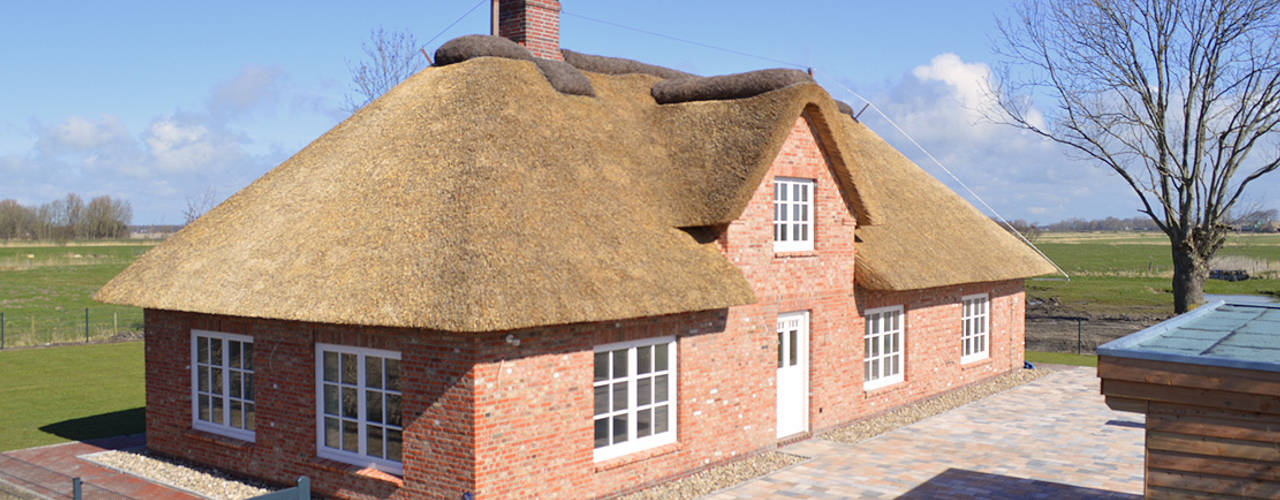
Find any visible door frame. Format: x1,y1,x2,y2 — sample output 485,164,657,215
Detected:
776,310,810,438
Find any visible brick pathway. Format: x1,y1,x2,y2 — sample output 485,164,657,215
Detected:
705,366,1145,499
0,435,198,499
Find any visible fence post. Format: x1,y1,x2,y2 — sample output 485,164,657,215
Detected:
1077,318,1083,355
73,477,82,500
297,476,310,499
1,311,5,350
85,308,90,343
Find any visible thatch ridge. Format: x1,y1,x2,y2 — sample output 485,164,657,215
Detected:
561,49,697,80
434,35,534,66
835,99,854,117
534,58,595,96
95,53,1049,332
652,69,813,104
96,57,762,332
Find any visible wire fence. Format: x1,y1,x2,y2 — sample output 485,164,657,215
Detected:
1025,316,1155,355
0,308,142,350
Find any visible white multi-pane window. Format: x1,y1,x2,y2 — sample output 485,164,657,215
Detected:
593,337,677,462
773,177,815,252
315,344,402,474
191,330,255,441
961,294,990,363
864,306,904,390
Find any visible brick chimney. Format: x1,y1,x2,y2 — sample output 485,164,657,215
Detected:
498,0,563,60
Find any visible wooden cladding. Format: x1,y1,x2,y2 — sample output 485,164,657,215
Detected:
1098,356,1280,499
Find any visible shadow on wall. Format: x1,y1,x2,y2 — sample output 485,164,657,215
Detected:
899,468,1140,499
38,407,144,442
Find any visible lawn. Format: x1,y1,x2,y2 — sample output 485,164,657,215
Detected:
0,242,153,347
1026,350,1097,367
0,342,144,451
1029,232,1280,317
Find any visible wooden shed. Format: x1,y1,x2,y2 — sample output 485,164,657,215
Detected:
1098,301,1280,499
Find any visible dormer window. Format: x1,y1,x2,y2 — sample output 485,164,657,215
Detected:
773,177,815,252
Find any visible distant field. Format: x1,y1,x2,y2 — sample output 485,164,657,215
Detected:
1030,232,1280,317
0,242,154,347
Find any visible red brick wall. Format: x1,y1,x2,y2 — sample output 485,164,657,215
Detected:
459,114,1028,497
852,280,1026,417
142,111,1029,499
143,309,478,499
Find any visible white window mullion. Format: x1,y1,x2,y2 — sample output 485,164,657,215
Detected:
221,342,231,427
356,354,367,459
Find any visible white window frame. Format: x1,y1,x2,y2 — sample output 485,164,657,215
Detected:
863,306,904,390
190,330,255,442
773,177,815,252
592,337,677,462
961,294,990,364
315,344,403,475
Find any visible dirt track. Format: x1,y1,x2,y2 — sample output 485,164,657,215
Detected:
1025,315,1162,354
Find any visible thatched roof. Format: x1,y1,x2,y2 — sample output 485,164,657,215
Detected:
96,46,1052,331
840,118,1058,289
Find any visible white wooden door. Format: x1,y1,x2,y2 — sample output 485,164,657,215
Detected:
776,311,809,438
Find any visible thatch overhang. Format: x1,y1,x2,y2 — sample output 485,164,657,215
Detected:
96,51,1054,330
839,116,1057,290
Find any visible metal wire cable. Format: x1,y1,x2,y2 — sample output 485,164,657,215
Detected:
829,81,1070,280
467,7,1068,280
424,0,488,48
561,10,808,69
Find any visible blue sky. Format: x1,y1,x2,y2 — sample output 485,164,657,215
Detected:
3,1,1277,224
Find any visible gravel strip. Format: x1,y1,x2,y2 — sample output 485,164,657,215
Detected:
84,449,272,500
822,367,1051,444
616,451,806,500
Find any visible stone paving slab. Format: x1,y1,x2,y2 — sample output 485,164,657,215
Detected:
704,367,1145,499
0,435,198,500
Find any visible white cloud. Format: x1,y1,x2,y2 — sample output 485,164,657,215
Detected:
910,53,998,121
830,53,1142,224
4,67,306,221
209,65,284,118
44,115,130,150
144,118,229,173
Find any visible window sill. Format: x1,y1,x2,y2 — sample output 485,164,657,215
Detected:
862,378,905,394
593,442,682,472
309,457,404,487
960,356,992,368
773,250,817,259
184,429,254,451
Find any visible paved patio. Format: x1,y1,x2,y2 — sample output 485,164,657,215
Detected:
0,435,197,500
0,366,1142,499
705,366,1145,499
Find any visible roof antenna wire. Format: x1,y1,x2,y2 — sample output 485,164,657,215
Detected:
829,80,1070,281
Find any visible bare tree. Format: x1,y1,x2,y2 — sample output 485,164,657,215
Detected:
995,0,1280,312
344,28,428,113
183,187,218,226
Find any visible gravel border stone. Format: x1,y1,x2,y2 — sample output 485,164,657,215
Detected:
616,451,807,500
82,449,272,500
822,367,1050,444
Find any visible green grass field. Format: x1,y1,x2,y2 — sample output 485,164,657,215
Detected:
1029,232,1280,317
0,342,144,451
0,242,153,347
1025,350,1098,367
